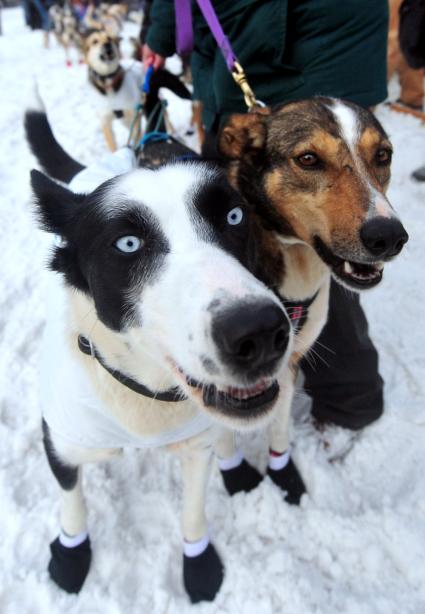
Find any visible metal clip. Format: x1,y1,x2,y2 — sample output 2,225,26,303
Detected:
231,61,259,110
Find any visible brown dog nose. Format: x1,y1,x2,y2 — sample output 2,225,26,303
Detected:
360,218,408,258
212,301,290,377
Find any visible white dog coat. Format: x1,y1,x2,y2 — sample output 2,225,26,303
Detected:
90,61,144,113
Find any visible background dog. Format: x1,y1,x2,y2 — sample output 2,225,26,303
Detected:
49,1,84,66
84,2,127,38
83,29,192,152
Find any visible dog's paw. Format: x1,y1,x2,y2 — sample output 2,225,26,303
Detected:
183,543,224,603
220,459,263,495
267,458,306,505
48,536,92,593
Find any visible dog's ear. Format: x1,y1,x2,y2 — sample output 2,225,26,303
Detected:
31,170,85,236
218,108,271,159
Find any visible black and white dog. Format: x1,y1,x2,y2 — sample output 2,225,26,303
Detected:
26,109,293,603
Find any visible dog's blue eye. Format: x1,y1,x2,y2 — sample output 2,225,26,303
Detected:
114,236,142,253
227,207,243,226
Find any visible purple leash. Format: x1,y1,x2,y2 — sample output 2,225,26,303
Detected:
175,0,236,71
174,0,261,108
174,0,194,55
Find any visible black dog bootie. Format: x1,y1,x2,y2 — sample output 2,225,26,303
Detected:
183,543,224,603
48,535,92,593
267,458,306,505
220,459,263,495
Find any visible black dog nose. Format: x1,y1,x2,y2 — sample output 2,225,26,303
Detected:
102,42,114,56
360,218,408,258
212,301,290,373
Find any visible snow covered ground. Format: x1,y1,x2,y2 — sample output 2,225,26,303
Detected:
1,7,425,614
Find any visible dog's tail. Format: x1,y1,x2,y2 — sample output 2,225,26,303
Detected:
24,85,85,184
149,68,192,103
144,68,192,130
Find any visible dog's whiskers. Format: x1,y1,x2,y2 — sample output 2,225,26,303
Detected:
312,339,335,355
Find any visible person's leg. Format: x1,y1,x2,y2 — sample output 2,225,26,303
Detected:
398,57,424,109
387,0,424,109
301,280,384,430
31,0,50,31
22,0,32,26
387,0,402,82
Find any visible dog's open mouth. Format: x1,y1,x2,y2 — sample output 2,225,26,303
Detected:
191,376,279,416
100,51,116,62
333,259,384,288
314,237,384,289
172,363,279,419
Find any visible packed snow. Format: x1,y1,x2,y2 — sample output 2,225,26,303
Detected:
1,7,425,614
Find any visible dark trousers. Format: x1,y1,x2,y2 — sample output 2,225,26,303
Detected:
301,281,383,430
202,133,384,430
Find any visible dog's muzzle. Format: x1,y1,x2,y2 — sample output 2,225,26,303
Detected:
170,299,290,423
100,43,116,62
212,300,290,380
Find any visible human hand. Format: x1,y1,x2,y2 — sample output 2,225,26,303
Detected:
142,44,166,70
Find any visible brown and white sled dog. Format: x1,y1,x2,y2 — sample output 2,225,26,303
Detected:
25,110,293,602
83,30,191,152
215,97,408,501
83,29,143,152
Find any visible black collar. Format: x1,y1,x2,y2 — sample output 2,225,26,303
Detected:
78,335,186,403
89,66,124,95
282,291,319,332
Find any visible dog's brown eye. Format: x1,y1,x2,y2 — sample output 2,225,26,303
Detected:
296,152,320,168
375,148,392,166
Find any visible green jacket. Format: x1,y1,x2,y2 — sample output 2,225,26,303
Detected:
147,0,389,131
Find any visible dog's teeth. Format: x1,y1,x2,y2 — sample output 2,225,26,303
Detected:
342,260,383,282
226,378,271,400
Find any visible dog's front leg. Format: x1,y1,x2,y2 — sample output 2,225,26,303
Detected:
215,428,263,496
171,433,224,603
43,421,119,593
101,112,117,152
267,366,306,505
46,463,92,594
63,39,72,67
123,109,141,146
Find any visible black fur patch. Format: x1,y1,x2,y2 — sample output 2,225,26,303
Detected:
191,172,257,272
144,68,192,129
25,112,85,183
236,160,295,237
31,171,170,331
42,419,78,491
